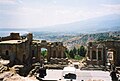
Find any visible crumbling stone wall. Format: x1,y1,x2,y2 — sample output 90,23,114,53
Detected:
32,40,67,64
1,33,21,41
0,44,16,66
0,32,67,66
0,33,33,66
87,40,120,66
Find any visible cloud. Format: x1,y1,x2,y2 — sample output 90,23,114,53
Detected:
101,4,120,14
0,0,17,4
0,5,116,28
0,1,120,28
102,4,120,9
16,6,95,27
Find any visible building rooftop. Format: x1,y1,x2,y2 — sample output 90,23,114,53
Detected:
0,40,26,44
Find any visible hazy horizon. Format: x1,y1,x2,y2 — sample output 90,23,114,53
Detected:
0,0,120,29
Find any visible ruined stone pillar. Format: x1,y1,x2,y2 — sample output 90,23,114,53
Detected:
113,50,116,64
37,46,41,62
90,47,92,60
61,49,64,58
51,48,55,58
61,47,64,58
96,48,99,65
101,48,103,61
51,48,53,58
55,48,57,58
56,47,58,58
105,47,108,68
47,47,51,62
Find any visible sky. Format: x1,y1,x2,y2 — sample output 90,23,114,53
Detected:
0,0,120,29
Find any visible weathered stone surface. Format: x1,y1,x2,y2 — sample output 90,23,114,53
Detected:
3,74,39,81
0,72,14,80
87,40,120,66
0,33,67,66
0,63,9,73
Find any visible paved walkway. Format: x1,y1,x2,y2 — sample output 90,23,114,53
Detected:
76,70,111,81
44,69,112,81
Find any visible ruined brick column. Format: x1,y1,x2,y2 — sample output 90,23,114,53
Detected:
47,46,51,62
37,45,41,62
62,46,66,58
96,48,98,65
56,46,59,58
90,47,92,61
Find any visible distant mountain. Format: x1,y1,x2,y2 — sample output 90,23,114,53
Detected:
63,31,120,49
1,14,120,34
41,14,120,33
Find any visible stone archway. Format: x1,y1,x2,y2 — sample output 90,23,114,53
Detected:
87,40,120,66
32,40,67,63
41,48,48,58
37,45,51,62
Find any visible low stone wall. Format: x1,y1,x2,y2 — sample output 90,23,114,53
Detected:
50,58,69,65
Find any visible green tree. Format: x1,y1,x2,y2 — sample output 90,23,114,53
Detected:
77,48,80,55
69,50,74,58
65,50,70,59
79,46,86,57
41,50,47,58
74,54,83,60
73,47,77,55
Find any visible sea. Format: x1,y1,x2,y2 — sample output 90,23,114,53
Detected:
0,30,29,37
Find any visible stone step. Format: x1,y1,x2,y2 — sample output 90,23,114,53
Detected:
0,66,4,70
0,65,8,73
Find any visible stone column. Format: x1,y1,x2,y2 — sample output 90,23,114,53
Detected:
90,47,92,60
63,47,66,58
51,48,55,58
101,48,103,61
105,47,108,69
37,46,41,62
96,48,99,65
56,47,58,58
47,47,50,62
55,47,57,58
113,50,116,64
61,47,64,58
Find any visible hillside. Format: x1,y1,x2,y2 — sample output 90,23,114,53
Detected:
1,29,119,50
33,31,79,42
63,31,120,49
32,31,120,49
